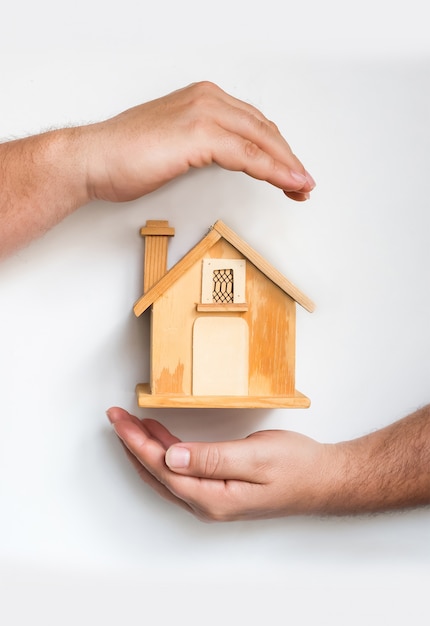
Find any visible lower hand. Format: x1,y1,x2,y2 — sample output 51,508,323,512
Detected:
107,407,331,522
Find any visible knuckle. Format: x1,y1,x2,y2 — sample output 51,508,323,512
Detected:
243,139,261,160
199,445,222,478
250,115,280,142
188,81,220,111
190,80,220,96
196,504,233,523
266,118,280,134
192,485,243,523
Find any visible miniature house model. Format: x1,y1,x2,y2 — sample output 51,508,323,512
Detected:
133,219,315,408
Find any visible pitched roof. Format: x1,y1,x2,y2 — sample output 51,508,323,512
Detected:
133,220,315,317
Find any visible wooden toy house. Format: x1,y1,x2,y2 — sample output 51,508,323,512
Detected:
133,219,315,408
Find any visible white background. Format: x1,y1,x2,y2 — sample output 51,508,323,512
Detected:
1,1,429,623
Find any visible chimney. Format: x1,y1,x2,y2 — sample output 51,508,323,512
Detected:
140,220,175,293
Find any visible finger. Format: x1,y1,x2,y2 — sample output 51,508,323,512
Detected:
217,105,309,179
107,407,244,522
182,82,316,193
112,418,239,518
188,81,305,173
141,418,182,449
210,119,315,193
212,100,316,191
284,189,311,202
165,436,266,483
106,406,143,428
108,410,193,512
112,418,198,496
194,128,312,195
119,439,194,515
112,418,192,501
106,408,181,449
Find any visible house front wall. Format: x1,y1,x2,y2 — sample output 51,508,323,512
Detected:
150,238,296,397
150,260,201,395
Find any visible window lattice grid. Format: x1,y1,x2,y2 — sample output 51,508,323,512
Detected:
212,269,234,303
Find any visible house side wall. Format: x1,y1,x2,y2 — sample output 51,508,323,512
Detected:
246,263,296,396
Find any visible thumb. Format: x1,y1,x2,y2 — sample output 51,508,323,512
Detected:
165,438,261,482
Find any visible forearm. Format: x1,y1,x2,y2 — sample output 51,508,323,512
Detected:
0,127,92,258
323,404,430,515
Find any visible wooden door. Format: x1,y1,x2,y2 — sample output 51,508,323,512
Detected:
192,317,249,396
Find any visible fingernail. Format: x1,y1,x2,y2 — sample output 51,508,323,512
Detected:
166,446,190,469
304,170,316,189
112,422,124,440
106,408,121,424
290,170,308,185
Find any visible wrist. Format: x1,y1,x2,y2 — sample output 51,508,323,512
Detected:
44,126,94,207
309,440,363,516
0,127,94,257
315,436,385,516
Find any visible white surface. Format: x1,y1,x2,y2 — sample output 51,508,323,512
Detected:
1,1,429,623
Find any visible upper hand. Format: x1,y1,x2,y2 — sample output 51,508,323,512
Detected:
84,81,315,204
107,407,330,522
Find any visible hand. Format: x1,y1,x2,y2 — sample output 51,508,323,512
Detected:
106,407,331,522
85,81,315,203
0,80,315,258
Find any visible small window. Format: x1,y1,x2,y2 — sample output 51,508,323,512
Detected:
212,268,234,303
201,259,246,304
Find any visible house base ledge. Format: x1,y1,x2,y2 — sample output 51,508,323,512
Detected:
135,383,310,409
